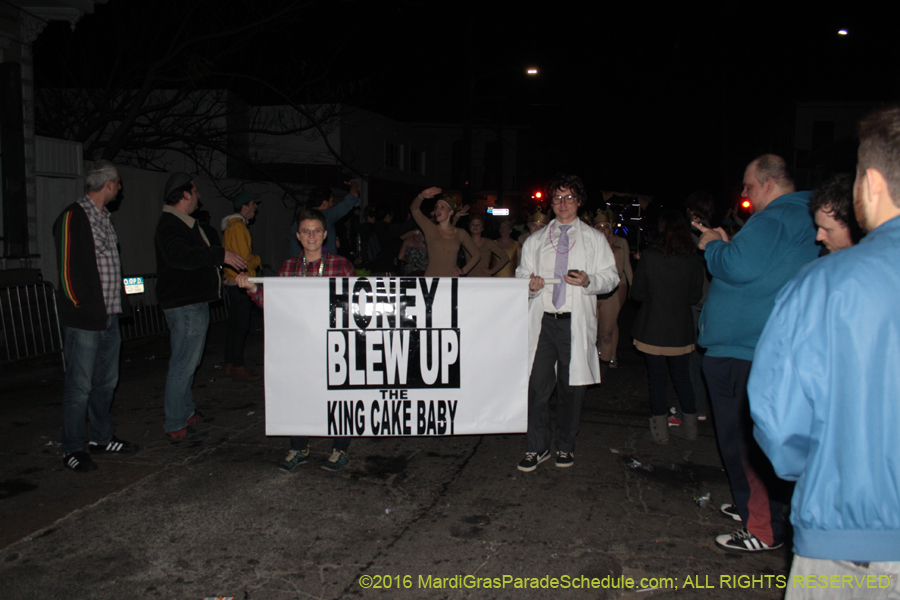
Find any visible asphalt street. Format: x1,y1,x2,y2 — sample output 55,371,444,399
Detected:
0,305,793,600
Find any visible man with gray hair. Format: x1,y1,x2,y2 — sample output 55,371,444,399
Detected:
750,105,900,594
695,154,819,552
53,160,136,472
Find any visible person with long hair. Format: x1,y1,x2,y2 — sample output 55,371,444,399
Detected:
631,209,704,444
461,214,509,276
410,188,481,277
494,220,520,277
593,210,632,367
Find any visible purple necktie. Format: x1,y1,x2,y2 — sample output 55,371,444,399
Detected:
552,224,571,309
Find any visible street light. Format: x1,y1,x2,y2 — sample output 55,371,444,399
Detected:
526,67,539,75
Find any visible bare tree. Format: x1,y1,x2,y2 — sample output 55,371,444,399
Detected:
34,0,368,202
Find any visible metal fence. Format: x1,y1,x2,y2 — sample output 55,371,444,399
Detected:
0,281,63,365
120,274,230,341
0,275,230,366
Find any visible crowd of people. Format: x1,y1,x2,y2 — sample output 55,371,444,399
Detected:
52,105,900,586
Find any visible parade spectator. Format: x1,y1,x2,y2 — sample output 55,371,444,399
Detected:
288,179,360,257
237,208,355,471
155,173,247,442
53,160,137,471
221,191,263,382
493,220,520,277
593,210,632,368
461,214,509,276
515,173,619,471
369,206,417,274
696,154,819,553
808,173,864,254
750,105,900,590
669,191,716,426
630,210,704,443
398,229,429,275
410,188,481,277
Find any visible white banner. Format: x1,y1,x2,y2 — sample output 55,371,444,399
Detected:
262,277,529,437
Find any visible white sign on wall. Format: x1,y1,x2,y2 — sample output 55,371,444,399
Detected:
262,277,529,437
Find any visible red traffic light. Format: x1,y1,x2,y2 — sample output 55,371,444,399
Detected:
534,191,543,199
741,200,751,210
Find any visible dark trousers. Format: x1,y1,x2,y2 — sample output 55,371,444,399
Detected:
290,436,350,452
644,353,695,416
224,285,252,367
703,355,788,546
526,315,586,454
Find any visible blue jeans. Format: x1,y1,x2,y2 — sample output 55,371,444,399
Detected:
61,316,120,454
163,303,209,432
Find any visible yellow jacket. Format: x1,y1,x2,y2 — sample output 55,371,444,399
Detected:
222,214,261,280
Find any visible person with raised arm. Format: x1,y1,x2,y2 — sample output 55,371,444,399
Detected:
409,187,480,277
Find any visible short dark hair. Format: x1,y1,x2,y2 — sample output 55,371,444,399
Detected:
858,105,900,208
754,154,794,189
809,173,864,244
164,181,194,206
307,186,333,209
653,209,695,257
295,207,326,230
685,190,715,224
547,173,586,203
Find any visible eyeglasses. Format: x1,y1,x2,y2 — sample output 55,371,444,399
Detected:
299,228,324,237
551,194,578,205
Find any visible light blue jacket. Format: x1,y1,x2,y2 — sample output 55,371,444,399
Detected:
698,191,818,360
749,215,900,561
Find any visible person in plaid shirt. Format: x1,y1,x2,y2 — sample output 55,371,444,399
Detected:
53,160,137,472
237,207,354,472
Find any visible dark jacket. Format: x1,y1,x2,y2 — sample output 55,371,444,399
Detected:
631,248,704,347
154,207,225,309
53,202,113,330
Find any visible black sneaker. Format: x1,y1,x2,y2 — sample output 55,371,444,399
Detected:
720,503,742,522
63,451,98,472
517,449,550,472
166,426,207,443
715,527,783,553
555,451,574,468
89,436,138,454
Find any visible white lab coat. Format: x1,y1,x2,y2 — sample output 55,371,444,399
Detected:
516,218,620,385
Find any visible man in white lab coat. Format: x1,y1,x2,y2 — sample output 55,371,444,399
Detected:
515,173,620,471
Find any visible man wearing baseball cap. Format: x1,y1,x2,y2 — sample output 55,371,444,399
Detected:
222,190,263,381
155,173,247,441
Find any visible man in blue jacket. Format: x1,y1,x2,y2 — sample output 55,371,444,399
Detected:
695,155,819,553
750,107,900,592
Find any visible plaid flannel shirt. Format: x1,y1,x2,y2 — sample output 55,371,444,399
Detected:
247,250,355,307
77,195,122,314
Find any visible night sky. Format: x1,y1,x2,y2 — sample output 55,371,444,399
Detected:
33,1,900,209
